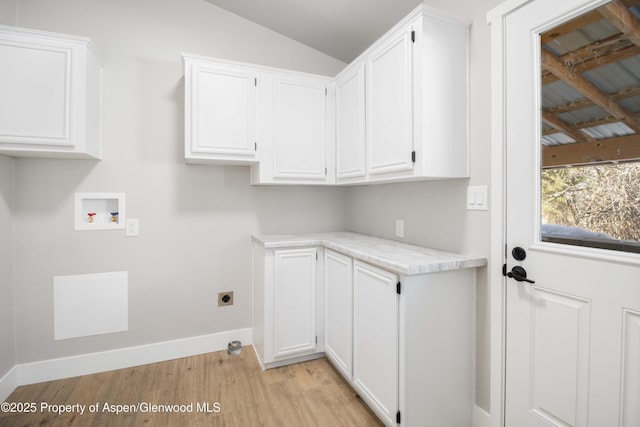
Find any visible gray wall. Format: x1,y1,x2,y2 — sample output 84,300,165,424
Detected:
0,155,15,380
11,0,347,364
347,0,500,410
0,1,17,24
3,0,502,414
0,0,17,387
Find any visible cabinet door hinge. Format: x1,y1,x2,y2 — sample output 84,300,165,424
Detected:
325,87,328,96
315,336,318,344
396,281,401,295
316,252,318,260
254,77,257,86
411,150,416,163
325,167,327,176
254,142,257,151
397,410,401,424
411,30,415,43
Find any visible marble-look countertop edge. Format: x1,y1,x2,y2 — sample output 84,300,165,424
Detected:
252,232,487,276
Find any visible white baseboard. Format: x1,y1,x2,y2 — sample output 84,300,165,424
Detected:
0,366,18,403
0,328,252,402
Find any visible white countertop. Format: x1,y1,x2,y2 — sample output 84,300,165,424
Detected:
252,231,487,276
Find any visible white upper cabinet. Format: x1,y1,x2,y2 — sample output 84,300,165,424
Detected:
366,26,414,177
335,64,366,180
335,5,470,185
251,71,335,185
0,25,102,159
183,55,258,165
413,10,470,179
182,54,335,183
183,4,467,186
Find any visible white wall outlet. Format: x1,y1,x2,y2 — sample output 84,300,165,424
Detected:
125,219,139,237
395,219,404,238
467,186,488,211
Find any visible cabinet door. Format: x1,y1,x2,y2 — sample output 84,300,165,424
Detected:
353,261,398,425
366,28,414,175
336,65,366,180
185,59,257,160
273,248,317,358
0,38,75,147
324,249,353,379
272,75,327,180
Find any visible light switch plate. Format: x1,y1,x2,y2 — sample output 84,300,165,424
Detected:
467,186,488,211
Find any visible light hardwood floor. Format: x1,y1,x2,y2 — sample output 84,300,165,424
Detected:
0,347,383,426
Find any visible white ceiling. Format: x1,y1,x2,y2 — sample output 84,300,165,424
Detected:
204,0,425,63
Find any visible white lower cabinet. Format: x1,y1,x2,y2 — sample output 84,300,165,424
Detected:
324,255,475,426
253,238,475,426
353,261,399,426
323,249,354,379
273,248,317,358
252,243,323,369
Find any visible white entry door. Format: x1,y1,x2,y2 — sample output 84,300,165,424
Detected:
500,0,640,426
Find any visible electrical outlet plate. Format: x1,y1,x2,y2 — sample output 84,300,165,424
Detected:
395,219,404,238
125,218,139,236
218,291,234,306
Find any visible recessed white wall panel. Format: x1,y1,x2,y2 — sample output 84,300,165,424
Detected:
53,271,128,340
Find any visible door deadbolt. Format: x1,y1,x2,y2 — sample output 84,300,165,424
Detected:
512,246,527,261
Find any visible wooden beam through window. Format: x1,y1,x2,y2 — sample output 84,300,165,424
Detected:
599,0,640,47
541,109,595,143
541,48,640,133
541,34,640,85
546,86,640,115
542,134,640,168
540,0,638,43
540,10,603,44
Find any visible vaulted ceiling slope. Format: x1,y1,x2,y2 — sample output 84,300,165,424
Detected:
203,0,424,63
541,0,640,168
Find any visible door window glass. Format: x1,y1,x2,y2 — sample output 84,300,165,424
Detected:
540,1,640,254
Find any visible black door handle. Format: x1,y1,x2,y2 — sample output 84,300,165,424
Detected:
507,266,535,284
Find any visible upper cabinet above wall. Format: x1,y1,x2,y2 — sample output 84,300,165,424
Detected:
249,71,335,185
336,5,470,185
183,54,335,185
182,4,469,186
183,55,258,165
0,25,102,159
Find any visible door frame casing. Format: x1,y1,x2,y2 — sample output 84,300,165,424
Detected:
486,3,517,425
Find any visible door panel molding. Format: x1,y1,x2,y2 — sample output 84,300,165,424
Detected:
620,308,640,427
530,287,591,427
